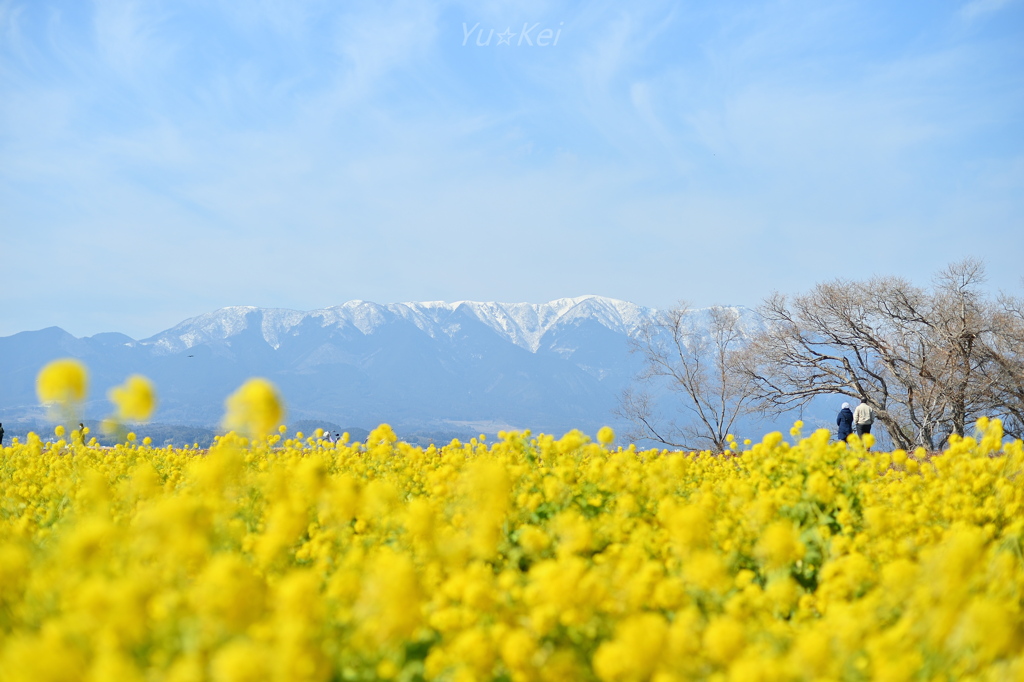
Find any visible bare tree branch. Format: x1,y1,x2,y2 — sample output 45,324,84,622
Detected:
740,259,1022,449
619,302,758,452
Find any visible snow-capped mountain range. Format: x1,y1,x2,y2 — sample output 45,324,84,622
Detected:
0,296,757,439
148,296,653,355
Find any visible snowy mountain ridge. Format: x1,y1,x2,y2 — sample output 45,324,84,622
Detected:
0,296,769,437
145,295,658,354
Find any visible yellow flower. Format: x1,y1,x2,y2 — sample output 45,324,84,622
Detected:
764,575,801,616
36,357,88,408
518,525,551,555
756,520,806,571
210,639,270,682
375,660,400,679
788,629,832,677
805,470,835,504
0,630,87,682
597,426,615,446
703,615,745,665
0,397,1021,682
499,628,537,671
86,645,144,682
593,612,668,682
684,550,730,592
952,597,1018,663
108,374,157,422
190,554,266,633
356,548,422,644
449,628,495,678
222,378,285,437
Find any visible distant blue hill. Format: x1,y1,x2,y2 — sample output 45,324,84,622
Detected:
0,296,832,444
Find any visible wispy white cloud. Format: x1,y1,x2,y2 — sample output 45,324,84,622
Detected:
91,0,176,76
960,0,1018,22
329,2,442,103
214,0,330,41
0,1,30,71
1,1,1022,338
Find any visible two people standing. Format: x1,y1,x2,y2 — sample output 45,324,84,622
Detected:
836,400,875,441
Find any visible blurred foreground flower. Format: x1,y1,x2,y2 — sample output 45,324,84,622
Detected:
37,358,88,405
222,378,284,437
108,374,157,422
36,358,88,421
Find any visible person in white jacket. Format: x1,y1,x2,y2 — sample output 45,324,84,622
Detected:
853,401,875,436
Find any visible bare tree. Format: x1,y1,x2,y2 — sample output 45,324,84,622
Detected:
983,292,1024,439
618,303,758,452
741,277,919,449
926,258,998,438
742,259,1018,450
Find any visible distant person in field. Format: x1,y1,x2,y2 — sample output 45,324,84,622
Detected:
836,403,854,441
854,400,875,436
0,422,4,446
324,431,335,444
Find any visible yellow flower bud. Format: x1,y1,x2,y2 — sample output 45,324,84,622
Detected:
222,378,285,437
108,374,157,422
36,358,88,407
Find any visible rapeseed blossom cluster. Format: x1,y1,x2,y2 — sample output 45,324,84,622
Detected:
35,358,88,424
1,380,1022,681
108,375,158,423
222,378,285,438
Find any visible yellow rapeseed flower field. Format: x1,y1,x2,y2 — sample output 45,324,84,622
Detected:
1,370,1023,681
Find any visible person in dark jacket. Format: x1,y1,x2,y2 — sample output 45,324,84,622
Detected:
836,403,854,442
0,422,4,446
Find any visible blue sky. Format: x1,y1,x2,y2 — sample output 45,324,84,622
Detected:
1,0,1022,339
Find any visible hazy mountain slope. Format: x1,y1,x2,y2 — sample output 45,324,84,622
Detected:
0,296,784,438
